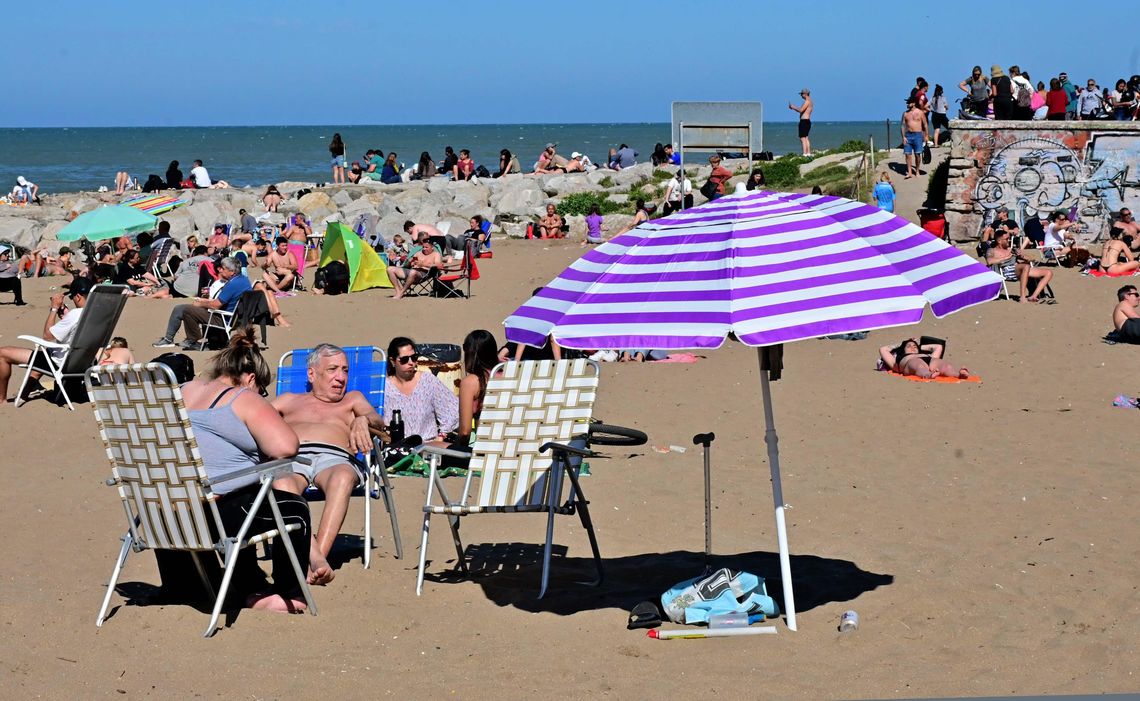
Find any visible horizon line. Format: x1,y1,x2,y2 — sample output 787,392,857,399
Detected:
0,119,891,130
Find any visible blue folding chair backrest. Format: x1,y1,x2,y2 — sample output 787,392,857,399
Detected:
480,219,492,250
276,346,387,414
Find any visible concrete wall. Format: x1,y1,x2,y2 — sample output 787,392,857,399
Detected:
945,120,1140,243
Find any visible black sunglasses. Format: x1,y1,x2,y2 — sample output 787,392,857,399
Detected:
396,354,417,364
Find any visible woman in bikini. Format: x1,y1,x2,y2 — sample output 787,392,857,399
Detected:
879,338,969,379
1099,229,1140,275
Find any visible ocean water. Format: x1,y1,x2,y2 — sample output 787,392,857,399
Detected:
0,121,887,194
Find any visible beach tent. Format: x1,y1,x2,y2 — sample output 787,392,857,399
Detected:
319,221,392,292
504,184,1002,630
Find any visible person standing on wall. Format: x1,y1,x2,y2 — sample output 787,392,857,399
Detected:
990,65,1015,120
789,88,813,156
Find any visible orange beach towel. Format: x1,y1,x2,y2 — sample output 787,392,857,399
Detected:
886,370,981,384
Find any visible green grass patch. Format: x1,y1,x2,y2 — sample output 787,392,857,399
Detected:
557,192,626,216
651,169,674,182
597,175,614,188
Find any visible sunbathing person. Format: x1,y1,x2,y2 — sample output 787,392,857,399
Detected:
272,343,385,585
539,204,564,239
1114,208,1140,251
534,144,565,174
1042,210,1082,259
283,216,312,275
181,329,314,613
98,337,135,365
879,337,969,379
387,233,443,299
451,330,499,447
985,230,1054,304
261,237,299,292
1099,229,1140,275
262,185,283,212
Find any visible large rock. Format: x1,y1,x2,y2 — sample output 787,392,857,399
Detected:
586,170,617,186
186,201,226,234
542,174,602,197
494,187,547,218
0,217,40,250
296,191,332,216
500,221,528,239
331,189,354,208
161,207,196,241
566,215,586,239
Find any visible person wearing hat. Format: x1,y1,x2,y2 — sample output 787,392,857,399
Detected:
788,89,814,155
534,144,565,174
10,176,39,205
0,277,92,403
989,65,1015,120
565,151,587,173
0,248,26,305
1058,72,1078,119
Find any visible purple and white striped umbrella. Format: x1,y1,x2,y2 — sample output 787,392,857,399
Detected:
505,190,1001,350
503,189,1001,633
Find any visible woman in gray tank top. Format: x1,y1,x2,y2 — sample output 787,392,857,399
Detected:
181,328,318,614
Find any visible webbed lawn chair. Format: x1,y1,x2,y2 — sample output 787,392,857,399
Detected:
417,359,602,598
276,346,403,567
16,283,128,409
147,238,177,279
86,363,316,637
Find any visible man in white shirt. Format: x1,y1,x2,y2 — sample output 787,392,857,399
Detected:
190,160,212,188
0,277,90,404
1078,79,1104,119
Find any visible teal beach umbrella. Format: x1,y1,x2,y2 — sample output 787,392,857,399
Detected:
56,205,158,242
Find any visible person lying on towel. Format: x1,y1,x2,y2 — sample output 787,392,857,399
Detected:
878,337,969,380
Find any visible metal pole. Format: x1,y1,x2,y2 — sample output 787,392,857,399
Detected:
885,119,891,156
757,349,797,631
870,135,875,171
692,432,716,565
679,121,685,211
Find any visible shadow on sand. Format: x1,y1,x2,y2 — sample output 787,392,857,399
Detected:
423,543,893,616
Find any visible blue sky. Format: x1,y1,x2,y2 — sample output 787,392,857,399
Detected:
6,0,1138,127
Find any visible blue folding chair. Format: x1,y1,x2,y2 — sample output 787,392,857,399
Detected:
276,346,402,568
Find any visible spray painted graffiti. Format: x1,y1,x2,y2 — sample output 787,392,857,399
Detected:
963,128,1140,241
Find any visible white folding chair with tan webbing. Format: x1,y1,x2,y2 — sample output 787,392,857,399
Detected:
416,359,603,598
86,363,317,637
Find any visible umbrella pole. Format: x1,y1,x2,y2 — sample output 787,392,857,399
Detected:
757,348,797,631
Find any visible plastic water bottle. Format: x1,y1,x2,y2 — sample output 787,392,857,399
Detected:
708,612,764,629
839,610,859,633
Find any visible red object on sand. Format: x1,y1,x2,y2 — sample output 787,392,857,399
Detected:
919,210,946,240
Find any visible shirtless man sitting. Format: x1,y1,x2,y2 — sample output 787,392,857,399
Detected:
1099,228,1140,275
272,344,384,584
1112,208,1140,252
1112,285,1140,343
986,229,1054,304
387,230,443,299
261,237,299,292
283,216,313,274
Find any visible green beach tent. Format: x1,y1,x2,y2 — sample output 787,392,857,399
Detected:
318,221,392,291
57,204,158,242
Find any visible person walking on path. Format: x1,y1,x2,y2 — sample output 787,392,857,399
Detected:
789,88,813,156
900,99,929,179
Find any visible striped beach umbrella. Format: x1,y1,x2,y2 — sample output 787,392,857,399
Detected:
504,188,1002,630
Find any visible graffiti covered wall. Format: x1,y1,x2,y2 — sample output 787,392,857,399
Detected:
944,120,1140,243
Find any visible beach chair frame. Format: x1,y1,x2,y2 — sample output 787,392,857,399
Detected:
276,346,402,568
85,363,317,637
435,238,479,299
416,359,602,598
15,284,128,410
199,290,266,350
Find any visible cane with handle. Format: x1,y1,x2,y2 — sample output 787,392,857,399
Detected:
692,432,716,569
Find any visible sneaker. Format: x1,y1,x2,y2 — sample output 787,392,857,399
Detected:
152,338,176,348
179,339,201,350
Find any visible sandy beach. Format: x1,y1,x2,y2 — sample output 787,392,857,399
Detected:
2,151,1138,700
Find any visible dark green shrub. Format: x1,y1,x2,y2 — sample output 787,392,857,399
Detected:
764,160,801,188
652,169,674,182
597,175,614,188
835,139,869,153
557,192,626,216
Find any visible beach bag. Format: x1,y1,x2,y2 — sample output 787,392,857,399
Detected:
661,568,779,624
699,180,719,200
142,174,165,193
180,178,195,189
526,222,536,240
314,260,349,295
922,143,932,164
475,165,491,178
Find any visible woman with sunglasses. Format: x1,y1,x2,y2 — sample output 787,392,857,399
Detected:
180,327,316,614
383,336,459,442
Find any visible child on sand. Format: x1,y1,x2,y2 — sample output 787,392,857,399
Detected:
99,337,135,366
388,234,409,267
584,204,604,246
